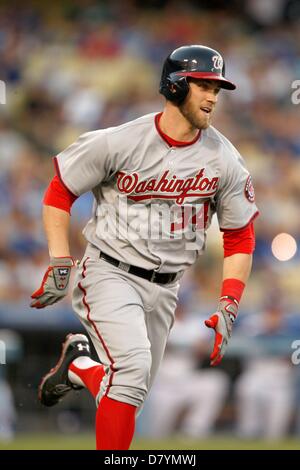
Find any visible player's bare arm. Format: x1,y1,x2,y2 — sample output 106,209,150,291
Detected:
43,205,71,258
223,253,252,283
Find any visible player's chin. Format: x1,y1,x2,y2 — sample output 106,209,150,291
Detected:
196,110,211,129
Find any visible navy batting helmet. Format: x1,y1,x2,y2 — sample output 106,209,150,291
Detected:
159,45,236,104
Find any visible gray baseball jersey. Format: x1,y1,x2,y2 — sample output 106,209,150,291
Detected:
55,112,258,273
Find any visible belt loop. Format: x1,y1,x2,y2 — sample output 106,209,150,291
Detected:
150,271,156,283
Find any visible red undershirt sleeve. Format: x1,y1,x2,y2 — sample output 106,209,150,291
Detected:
223,222,255,258
43,175,78,214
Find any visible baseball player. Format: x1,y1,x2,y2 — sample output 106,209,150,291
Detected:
30,45,259,450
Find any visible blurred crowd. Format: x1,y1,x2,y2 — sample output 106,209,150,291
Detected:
0,0,300,440
0,0,300,311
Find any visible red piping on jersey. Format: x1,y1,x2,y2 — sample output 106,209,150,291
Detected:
78,257,116,397
223,222,255,258
53,156,78,199
155,112,201,147
43,175,78,214
220,211,259,232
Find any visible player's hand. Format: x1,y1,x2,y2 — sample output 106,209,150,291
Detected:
204,297,238,366
30,256,74,309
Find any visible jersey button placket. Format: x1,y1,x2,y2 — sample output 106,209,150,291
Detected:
165,147,176,169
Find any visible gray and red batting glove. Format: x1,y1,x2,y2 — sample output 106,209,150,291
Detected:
204,296,238,366
30,256,74,309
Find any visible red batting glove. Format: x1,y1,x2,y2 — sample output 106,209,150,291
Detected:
205,296,238,366
30,256,74,309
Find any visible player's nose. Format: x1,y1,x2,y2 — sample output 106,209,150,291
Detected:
206,90,218,104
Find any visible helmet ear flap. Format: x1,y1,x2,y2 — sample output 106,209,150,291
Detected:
165,75,189,104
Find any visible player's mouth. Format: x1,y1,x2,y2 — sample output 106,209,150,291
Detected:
200,106,212,114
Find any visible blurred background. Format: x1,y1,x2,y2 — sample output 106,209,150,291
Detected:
0,0,300,450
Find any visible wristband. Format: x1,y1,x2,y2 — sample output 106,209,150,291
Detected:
221,278,245,304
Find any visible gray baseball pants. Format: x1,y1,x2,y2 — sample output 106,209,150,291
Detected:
72,243,180,408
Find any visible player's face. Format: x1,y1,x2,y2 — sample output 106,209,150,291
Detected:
179,79,220,130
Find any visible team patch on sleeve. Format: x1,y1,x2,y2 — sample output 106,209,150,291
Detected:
244,175,255,203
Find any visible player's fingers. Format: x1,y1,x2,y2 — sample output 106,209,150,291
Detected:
31,288,43,299
31,284,46,299
30,300,45,309
31,282,47,299
211,332,229,365
30,294,62,308
210,331,223,361
48,296,64,306
204,314,218,329
31,268,53,299
211,354,223,367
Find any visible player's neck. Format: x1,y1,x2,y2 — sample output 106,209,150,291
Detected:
159,104,199,142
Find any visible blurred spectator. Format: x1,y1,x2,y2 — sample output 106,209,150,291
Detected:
0,2,297,312
235,296,296,439
0,378,16,442
0,329,22,442
146,300,229,438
